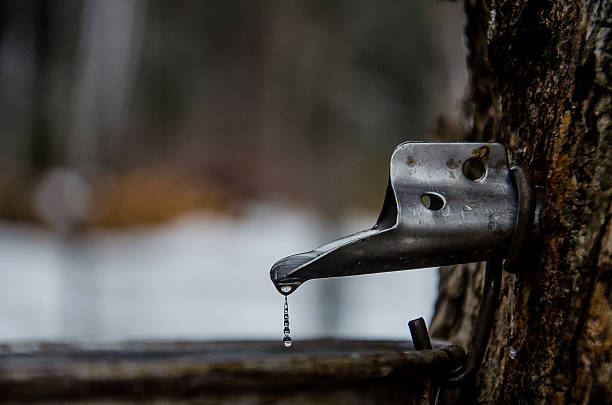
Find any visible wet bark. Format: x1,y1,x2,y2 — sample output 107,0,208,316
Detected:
430,0,612,404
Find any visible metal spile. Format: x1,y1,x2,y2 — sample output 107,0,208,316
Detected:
271,142,535,294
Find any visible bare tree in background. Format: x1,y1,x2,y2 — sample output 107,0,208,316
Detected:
431,1,612,403
70,0,145,167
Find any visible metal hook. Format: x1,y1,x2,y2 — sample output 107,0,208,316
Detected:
445,259,502,386
409,166,541,404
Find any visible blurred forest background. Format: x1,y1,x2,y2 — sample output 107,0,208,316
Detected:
0,0,467,341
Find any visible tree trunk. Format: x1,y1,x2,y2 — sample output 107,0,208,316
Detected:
430,1,612,404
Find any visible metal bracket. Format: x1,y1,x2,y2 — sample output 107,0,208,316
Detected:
270,142,544,403
386,142,519,265
270,142,540,293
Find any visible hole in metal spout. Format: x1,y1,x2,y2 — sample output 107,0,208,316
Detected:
463,157,487,181
421,192,445,211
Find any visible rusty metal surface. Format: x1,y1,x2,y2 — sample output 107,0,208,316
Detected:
0,339,464,402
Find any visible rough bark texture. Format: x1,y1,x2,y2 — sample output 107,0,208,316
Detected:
430,0,612,404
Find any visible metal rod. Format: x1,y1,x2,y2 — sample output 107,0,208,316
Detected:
409,317,433,351
445,258,503,386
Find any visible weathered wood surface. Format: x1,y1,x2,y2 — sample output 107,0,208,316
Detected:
431,0,612,404
0,339,462,404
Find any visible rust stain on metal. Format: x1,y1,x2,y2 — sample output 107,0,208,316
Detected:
472,145,491,161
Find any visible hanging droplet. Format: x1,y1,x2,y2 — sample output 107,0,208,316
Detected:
282,296,292,348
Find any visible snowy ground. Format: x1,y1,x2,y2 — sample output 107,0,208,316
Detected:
0,202,437,342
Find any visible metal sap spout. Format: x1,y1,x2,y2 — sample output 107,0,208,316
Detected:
270,142,518,295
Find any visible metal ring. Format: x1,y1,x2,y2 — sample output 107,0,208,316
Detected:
504,166,535,274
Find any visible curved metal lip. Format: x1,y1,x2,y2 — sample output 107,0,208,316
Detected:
270,148,404,294
271,177,400,295
271,227,397,295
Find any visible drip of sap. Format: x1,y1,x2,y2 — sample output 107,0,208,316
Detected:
282,296,292,347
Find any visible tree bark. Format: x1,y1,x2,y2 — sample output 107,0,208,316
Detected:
430,1,612,404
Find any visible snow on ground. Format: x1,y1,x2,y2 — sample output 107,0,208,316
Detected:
0,202,437,342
